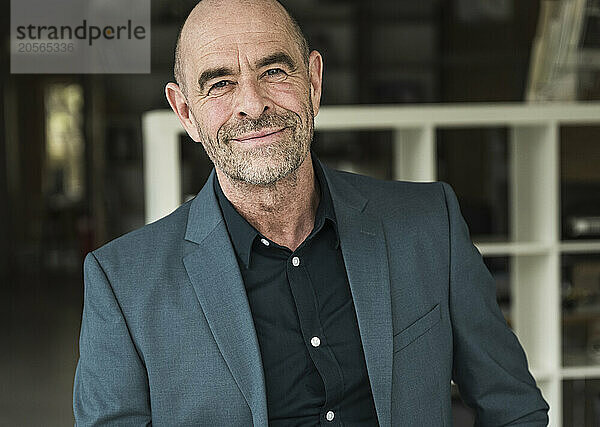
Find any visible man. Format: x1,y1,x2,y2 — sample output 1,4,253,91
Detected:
73,0,550,425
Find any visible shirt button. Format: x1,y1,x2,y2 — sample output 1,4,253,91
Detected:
310,336,321,347
260,238,270,246
325,410,335,421
291,256,300,267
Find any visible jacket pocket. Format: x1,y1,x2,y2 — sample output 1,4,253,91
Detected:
393,303,441,353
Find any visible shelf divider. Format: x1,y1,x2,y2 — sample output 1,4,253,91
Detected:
393,126,436,182
510,121,561,425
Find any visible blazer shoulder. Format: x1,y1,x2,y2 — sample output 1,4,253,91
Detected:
331,169,448,218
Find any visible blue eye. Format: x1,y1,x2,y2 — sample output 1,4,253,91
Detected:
208,80,234,95
213,80,229,89
264,68,287,79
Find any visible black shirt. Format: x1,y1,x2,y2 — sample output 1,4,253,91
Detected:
213,153,379,426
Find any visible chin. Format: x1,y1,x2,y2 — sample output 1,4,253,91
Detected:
217,135,311,185
234,164,296,186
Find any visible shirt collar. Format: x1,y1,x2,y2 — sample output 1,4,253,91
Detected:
214,150,339,269
312,151,339,247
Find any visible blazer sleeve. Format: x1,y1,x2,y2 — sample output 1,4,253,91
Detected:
440,182,550,426
73,252,151,426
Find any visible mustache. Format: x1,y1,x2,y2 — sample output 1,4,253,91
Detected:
218,111,300,143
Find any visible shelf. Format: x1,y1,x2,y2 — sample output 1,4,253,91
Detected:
560,240,600,253
474,241,552,256
313,102,600,130
561,365,600,380
472,240,600,256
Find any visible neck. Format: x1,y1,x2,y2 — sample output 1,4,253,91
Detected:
215,154,320,251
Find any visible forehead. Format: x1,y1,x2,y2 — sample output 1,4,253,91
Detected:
182,6,300,73
196,28,295,65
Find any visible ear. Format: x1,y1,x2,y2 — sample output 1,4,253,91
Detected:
165,82,201,142
308,50,323,117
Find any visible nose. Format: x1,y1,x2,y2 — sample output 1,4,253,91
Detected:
235,78,273,119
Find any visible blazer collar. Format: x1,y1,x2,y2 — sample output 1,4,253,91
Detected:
184,167,222,245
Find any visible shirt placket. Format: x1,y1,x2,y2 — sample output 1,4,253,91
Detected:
286,249,345,426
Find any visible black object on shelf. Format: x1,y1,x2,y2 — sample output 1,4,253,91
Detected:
562,182,600,240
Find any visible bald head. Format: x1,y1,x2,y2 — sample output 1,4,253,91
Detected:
173,0,309,96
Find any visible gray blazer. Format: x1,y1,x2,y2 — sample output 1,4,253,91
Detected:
73,158,549,426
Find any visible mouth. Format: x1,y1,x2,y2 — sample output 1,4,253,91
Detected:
231,127,288,144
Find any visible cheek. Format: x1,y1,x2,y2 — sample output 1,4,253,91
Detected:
265,82,311,114
195,99,233,137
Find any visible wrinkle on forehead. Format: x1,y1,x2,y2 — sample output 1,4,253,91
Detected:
197,31,290,51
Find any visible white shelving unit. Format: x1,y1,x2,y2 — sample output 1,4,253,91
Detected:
143,102,600,426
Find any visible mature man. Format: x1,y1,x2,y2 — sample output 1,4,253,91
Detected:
73,0,550,425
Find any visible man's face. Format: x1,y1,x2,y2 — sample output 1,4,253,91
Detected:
178,3,322,185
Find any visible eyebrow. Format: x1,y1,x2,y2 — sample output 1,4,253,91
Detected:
198,67,235,92
254,52,297,71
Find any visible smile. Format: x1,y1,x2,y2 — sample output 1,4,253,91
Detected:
231,127,288,145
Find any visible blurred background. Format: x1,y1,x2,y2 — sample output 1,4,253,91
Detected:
1,0,600,425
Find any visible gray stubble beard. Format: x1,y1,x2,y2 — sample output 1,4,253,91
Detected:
195,104,314,186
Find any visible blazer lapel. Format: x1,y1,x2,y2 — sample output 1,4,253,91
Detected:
183,170,268,427
320,161,394,427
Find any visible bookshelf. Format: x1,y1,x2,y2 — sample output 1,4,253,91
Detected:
142,102,600,426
